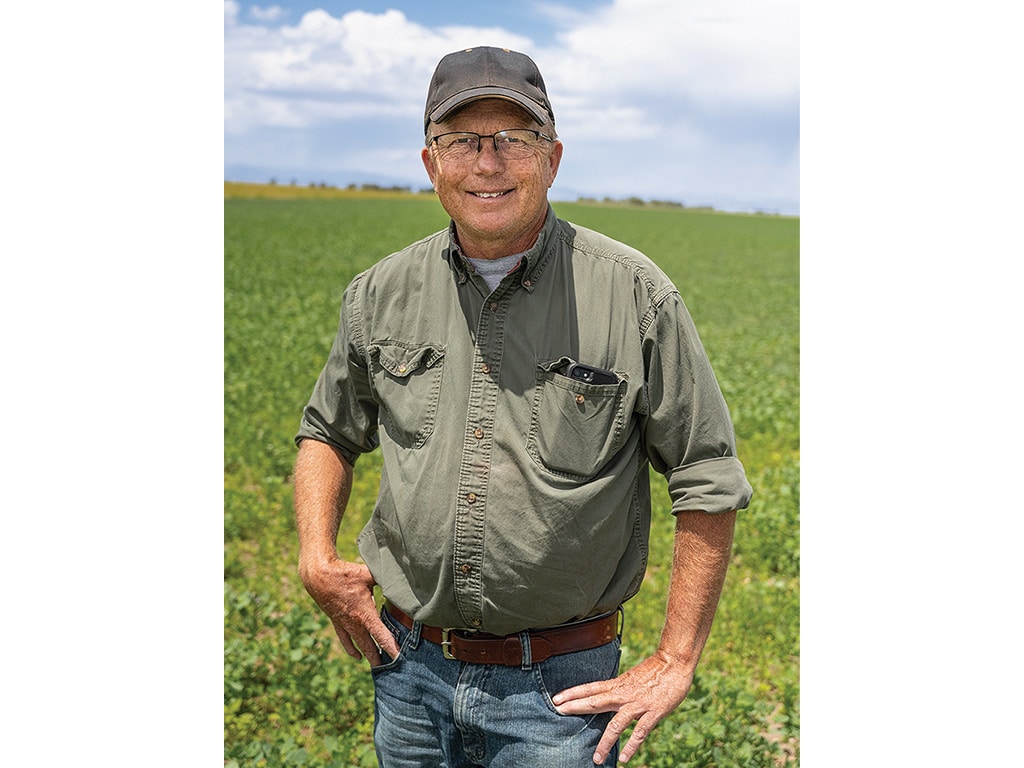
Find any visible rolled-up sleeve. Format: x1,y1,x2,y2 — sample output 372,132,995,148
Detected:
295,276,379,466
641,291,753,514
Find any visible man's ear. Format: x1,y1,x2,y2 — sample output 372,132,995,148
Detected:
547,140,564,187
421,146,437,186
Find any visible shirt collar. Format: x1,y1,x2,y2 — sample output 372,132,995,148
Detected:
445,205,557,293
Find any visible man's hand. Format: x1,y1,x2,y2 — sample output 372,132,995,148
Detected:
299,557,400,667
552,649,693,764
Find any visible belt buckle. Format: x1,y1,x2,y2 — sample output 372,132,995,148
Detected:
440,628,457,660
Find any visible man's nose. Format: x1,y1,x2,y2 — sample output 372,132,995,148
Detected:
473,137,505,170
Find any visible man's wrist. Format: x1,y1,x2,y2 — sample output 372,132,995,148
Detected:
298,549,341,578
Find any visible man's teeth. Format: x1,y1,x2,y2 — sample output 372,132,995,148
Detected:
474,191,506,198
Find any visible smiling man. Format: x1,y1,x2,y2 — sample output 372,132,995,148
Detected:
293,46,752,767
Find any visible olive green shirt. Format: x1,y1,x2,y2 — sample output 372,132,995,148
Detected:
297,207,752,636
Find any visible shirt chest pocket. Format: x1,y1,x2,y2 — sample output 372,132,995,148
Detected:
367,342,446,448
527,358,629,481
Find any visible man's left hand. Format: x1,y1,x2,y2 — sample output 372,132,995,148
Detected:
552,649,693,764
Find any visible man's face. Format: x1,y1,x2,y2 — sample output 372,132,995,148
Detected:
421,99,563,259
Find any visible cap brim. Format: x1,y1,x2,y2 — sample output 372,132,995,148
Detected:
428,87,550,127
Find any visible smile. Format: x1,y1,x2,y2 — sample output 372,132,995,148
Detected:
470,190,511,199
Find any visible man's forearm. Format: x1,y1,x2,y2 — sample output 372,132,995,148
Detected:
293,438,354,567
658,510,737,670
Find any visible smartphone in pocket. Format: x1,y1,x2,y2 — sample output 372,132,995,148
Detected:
566,363,618,386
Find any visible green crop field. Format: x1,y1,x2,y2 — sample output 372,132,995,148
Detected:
224,184,799,767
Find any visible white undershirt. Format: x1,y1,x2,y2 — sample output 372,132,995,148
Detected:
466,253,525,291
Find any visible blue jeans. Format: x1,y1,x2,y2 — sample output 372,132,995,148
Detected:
371,606,622,767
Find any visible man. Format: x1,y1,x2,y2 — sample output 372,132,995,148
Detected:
293,46,752,767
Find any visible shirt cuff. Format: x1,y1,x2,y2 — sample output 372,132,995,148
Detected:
295,416,363,468
665,457,753,514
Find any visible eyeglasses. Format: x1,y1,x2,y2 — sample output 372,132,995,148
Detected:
429,129,554,161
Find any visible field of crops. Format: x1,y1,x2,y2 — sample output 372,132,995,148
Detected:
224,185,799,767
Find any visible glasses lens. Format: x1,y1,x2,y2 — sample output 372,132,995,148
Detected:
435,133,479,159
434,130,546,161
494,130,544,158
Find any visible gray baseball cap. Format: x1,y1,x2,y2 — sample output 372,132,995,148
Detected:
424,46,554,134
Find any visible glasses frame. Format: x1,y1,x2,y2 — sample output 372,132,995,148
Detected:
428,129,554,160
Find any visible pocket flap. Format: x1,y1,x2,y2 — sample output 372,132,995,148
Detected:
369,343,445,378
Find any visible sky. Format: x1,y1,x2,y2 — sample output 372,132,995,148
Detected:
224,0,800,214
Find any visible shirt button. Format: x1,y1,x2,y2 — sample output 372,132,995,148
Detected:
523,279,532,288
474,428,484,439
466,492,477,503
471,618,482,627
481,364,491,374
460,563,472,574
397,364,407,374
489,302,499,312
575,394,586,404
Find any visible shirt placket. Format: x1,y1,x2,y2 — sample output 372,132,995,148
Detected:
452,274,515,629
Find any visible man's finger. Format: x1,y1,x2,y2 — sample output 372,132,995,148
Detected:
617,713,658,763
592,711,634,765
359,610,399,658
552,680,617,713
331,622,365,661
358,638,382,668
374,628,401,660
348,612,403,666
342,620,385,667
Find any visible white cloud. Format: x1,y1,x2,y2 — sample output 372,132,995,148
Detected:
225,0,240,26
543,0,799,108
552,101,659,141
225,6,534,134
249,5,286,23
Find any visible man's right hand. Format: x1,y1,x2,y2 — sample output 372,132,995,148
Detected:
299,557,401,667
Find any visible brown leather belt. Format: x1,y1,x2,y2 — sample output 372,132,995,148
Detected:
385,601,619,666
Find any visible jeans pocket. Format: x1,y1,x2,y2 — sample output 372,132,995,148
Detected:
370,606,410,674
534,639,622,713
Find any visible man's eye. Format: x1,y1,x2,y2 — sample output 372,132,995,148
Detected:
451,136,476,145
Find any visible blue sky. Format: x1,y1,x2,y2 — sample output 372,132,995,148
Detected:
225,0,800,214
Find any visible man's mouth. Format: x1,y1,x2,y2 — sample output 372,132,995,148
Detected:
470,190,512,199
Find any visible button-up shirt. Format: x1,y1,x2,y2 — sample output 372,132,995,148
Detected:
296,207,752,636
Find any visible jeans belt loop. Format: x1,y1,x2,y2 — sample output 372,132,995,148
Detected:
410,617,423,649
518,630,533,671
